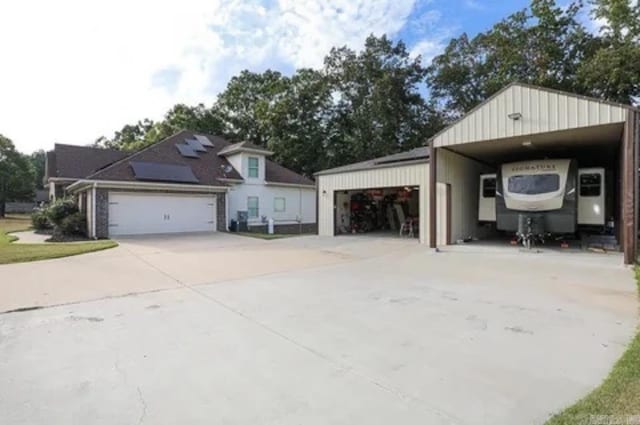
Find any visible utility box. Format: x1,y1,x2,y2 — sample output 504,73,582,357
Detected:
237,211,249,232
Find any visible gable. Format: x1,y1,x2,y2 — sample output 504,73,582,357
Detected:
432,83,630,148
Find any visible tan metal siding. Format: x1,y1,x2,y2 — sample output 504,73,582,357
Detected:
436,149,491,243
433,84,628,147
317,163,429,243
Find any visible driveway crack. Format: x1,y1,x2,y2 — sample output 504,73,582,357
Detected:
136,386,147,425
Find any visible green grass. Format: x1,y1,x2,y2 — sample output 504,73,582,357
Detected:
0,214,117,265
546,268,640,424
234,232,297,240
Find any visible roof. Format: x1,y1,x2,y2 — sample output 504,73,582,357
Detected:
265,160,315,186
82,130,313,187
315,147,430,176
85,131,243,185
430,82,634,148
46,144,128,180
218,141,273,156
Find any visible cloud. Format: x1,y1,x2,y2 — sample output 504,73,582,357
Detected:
0,0,425,152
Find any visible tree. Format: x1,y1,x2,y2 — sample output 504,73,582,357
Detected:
29,150,46,190
0,135,35,217
427,0,594,115
265,69,334,176
216,70,289,146
324,35,444,165
578,0,640,104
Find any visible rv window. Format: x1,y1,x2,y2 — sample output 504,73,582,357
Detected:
580,173,601,197
508,174,560,195
482,178,496,198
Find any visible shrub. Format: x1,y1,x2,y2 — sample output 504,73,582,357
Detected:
46,198,78,226
58,212,86,237
31,209,51,230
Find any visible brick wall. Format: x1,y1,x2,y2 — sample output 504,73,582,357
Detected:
95,189,109,238
216,194,227,232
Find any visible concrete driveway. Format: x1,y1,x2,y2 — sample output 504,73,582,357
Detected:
0,234,637,425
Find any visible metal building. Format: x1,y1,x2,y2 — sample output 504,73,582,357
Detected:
315,83,639,264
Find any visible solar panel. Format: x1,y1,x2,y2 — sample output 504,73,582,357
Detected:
176,143,199,158
185,138,207,152
194,135,214,147
130,161,199,183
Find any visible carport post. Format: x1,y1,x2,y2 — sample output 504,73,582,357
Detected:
429,145,437,248
622,109,638,265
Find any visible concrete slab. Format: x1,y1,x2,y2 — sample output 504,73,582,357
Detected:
0,236,636,425
10,231,50,244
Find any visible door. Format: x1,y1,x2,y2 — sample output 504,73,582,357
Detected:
108,192,216,236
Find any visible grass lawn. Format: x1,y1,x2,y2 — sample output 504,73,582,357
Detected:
0,214,117,265
235,231,297,240
546,268,640,424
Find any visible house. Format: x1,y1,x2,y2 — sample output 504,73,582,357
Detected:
316,82,639,265
44,130,317,238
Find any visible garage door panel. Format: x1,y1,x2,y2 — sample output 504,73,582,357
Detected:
108,193,216,236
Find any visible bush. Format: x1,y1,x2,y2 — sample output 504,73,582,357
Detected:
31,209,51,230
46,198,78,226
58,212,86,237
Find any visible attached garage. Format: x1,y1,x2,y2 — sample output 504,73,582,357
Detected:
108,192,217,236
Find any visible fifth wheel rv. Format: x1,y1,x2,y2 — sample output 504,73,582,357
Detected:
478,159,605,247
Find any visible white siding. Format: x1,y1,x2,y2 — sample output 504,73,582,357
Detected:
433,84,628,147
437,149,491,243
227,183,316,226
317,163,428,243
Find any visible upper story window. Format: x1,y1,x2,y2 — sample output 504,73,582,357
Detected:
248,157,259,178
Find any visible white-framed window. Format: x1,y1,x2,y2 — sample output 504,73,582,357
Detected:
248,196,259,218
274,197,286,212
248,157,259,178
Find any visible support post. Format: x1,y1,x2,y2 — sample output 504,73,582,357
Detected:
429,145,437,248
622,110,637,265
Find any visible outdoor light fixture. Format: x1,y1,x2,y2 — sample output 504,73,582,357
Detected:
508,112,523,121
522,140,534,148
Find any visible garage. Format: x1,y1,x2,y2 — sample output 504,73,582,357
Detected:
108,192,217,236
316,147,429,243
316,83,639,264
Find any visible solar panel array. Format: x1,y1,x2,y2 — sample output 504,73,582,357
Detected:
130,161,199,183
185,138,207,152
194,135,214,147
176,143,199,158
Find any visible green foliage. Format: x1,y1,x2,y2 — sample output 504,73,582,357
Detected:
28,150,46,190
427,0,594,116
58,212,86,237
45,198,78,226
31,209,51,231
0,134,35,217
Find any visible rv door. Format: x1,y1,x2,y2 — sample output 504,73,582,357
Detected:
578,168,605,226
479,174,496,222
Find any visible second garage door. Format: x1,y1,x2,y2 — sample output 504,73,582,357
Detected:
108,192,217,236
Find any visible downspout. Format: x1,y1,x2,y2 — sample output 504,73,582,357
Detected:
299,187,303,234
225,188,230,232
92,183,97,239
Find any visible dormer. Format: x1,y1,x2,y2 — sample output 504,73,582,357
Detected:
217,141,273,183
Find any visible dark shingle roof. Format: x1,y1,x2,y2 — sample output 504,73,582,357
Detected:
86,131,243,185
265,160,314,186
47,144,128,179
315,147,430,176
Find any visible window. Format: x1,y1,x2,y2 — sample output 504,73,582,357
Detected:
580,173,601,197
274,197,286,212
482,177,496,198
248,157,259,178
508,174,560,195
248,197,259,218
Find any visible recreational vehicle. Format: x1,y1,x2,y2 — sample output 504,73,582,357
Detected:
479,159,605,247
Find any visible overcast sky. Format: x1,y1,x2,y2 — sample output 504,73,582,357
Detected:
1,0,538,153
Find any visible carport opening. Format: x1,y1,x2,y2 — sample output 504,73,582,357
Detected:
334,186,420,239
447,123,624,252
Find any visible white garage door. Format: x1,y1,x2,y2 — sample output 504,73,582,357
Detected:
108,192,217,236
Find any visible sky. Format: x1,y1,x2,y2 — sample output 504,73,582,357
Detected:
1,0,543,153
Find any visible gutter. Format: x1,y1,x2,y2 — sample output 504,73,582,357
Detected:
264,181,316,189
67,179,230,194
